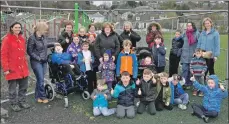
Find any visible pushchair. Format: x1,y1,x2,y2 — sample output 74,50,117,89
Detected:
44,52,90,108
135,47,156,78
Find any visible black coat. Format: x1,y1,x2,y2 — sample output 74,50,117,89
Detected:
94,31,120,59
138,79,157,102
170,37,184,56
120,30,141,47
57,30,73,52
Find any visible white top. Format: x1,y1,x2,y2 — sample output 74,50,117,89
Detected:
82,50,91,71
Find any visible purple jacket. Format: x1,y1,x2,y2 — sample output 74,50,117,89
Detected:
66,42,81,63
98,61,116,82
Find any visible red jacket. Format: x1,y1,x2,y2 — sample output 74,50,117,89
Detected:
146,31,164,48
1,33,29,80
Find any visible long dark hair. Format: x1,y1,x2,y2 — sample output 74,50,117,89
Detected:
187,22,197,32
9,22,23,35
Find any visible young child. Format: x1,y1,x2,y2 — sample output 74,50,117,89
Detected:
88,34,96,44
152,35,166,73
78,27,88,43
67,33,81,63
91,79,116,117
169,30,184,77
190,48,207,96
111,71,136,119
135,69,157,115
169,74,189,110
154,72,173,111
140,56,156,72
52,44,80,80
116,40,138,81
190,75,228,123
77,42,96,94
98,50,116,90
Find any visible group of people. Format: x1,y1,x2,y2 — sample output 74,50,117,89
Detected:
1,16,227,123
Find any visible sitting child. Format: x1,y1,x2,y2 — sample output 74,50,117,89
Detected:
91,79,116,117
154,72,173,111
136,69,157,115
169,74,189,110
190,48,207,96
111,71,136,119
138,56,156,77
98,50,116,90
51,44,80,79
67,33,81,63
190,75,228,123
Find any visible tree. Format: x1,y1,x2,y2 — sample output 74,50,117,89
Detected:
176,4,190,16
127,1,137,8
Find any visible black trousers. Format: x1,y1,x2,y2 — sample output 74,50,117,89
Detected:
137,101,156,115
156,67,165,73
169,54,180,77
205,58,215,75
155,99,173,111
61,64,80,80
86,70,97,94
192,103,218,118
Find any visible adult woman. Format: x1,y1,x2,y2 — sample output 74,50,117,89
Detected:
88,23,98,37
94,22,120,62
1,22,30,111
197,17,220,77
58,21,74,52
146,22,164,49
27,22,58,103
120,21,141,49
181,22,200,89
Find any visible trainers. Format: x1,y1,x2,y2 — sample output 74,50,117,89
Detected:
37,98,43,103
178,104,183,109
10,104,22,112
43,99,49,104
203,116,209,123
19,102,30,109
198,92,204,97
193,90,198,96
181,104,187,110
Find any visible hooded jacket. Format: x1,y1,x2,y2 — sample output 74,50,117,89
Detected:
91,86,111,108
170,81,186,104
146,22,164,48
58,30,73,52
170,36,184,56
152,43,166,67
66,42,81,63
137,79,157,102
120,29,141,48
193,75,228,112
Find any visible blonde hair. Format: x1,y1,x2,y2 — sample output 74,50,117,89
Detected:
33,21,48,34
123,40,132,47
97,79,106,86
123,21,132,29
79,27,86,32
160,72,169,78
202,17,213,30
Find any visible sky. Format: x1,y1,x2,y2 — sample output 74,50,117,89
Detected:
93,1,112,6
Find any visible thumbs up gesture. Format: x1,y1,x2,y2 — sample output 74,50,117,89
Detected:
110,88,114,95
138,88,142,95
190,76,196,82
136,79,140,85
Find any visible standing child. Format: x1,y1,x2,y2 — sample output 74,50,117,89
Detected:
78,42,96,94
98,50,116,90
67,34,81,63
136,69,157,115
116,40,138,81
152,35,166,73
111,71,136,119
170,74,189,110
190,48,207,96
169,30,184,77
190,75,228,123
91,79,116,117
154,72,173,111
78,27,88,43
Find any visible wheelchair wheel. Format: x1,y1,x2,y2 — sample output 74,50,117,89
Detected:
45,84,55,101
81,90,90,100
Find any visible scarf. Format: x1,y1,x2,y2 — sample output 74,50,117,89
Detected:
186,29,195,46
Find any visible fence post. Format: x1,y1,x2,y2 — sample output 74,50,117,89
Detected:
74,3,78,33
226,49,228,85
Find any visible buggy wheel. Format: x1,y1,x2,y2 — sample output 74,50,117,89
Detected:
81,91,90,100
45,84,55,101
64,96,68,108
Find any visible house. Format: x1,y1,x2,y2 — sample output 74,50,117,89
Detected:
121,11,135,20
134,12,160,29
88,12,105,23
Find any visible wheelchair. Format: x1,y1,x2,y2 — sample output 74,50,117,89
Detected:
44,54,90,108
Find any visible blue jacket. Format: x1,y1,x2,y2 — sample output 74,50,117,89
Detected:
170,81,185,104
181,31,200,64
91,88,111,108
193,75,228,112
197,28,220,57
152,43,166,67
77,51,95,73
112,81,136,107
51,52,72,65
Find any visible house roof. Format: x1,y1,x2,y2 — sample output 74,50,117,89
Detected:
88,12,104,18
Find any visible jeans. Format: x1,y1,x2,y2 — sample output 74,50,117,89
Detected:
174,93,189,105
31,60,47,100
93,107,115,116
116,105,135,118
182,63,192,86
192,103,218,118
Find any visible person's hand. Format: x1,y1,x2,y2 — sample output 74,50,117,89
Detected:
4,71,10,75
136,79,140,85
201,71,205,75
69,48,73,51
103,65,106,69
112,56,115,61
191,70,194,74
93,96,97,100
70,65,74,69
72,54,77,57
156,44,160,48
99,58,103,63
104,94,107,99
66,38,69,43
219,84,225,91
190,76,196,82
110,88,114,95
138,88,142,95
214,57,217,62
82,58,85,62
152,77,156,84
90,58,93,62
165,102,169,106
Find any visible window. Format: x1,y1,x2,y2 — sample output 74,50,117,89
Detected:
136,17,140,21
